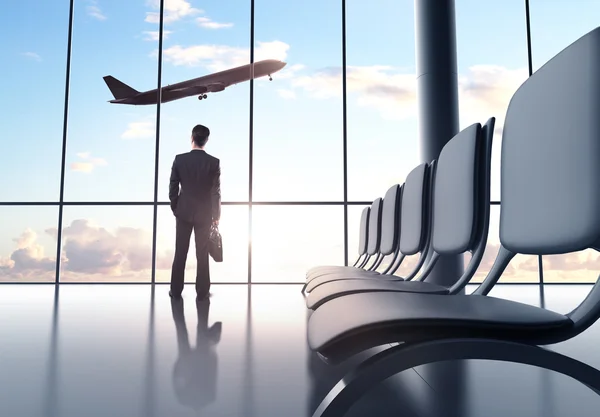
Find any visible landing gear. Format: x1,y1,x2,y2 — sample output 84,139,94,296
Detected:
198,94,208,100
268,74,273,81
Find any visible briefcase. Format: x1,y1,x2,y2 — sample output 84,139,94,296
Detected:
208,224,223,262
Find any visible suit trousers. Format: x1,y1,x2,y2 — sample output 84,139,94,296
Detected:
170,217,211,296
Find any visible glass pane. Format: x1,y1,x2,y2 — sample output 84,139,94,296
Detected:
0,1,69,201
347,205,369,266
252,0,343,201
394,249,422,279
157,0,250,203
541,251,599,283
471,205,540,284
455,0,529,202
0,206,58,282
59,205,153,282
252,206,344,283
64,0,158,201
530,0,600,72
155,205,248,284
346,0,418,202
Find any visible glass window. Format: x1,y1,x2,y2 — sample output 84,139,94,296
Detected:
346,0,418,202
155,205,248,283
530,0,600,72
0,1,69,201
64,0,159,201
471,206,540,284
252,0,344,201
157,0,250,203
59,205,153,282
455,0,529,202
347,204,369,266
0,206,58,282
251,206,344,282
541,251,599,283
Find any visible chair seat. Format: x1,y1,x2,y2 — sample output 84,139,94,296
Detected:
305,271,402,293
306,265,349,276
306,266,377,282
306,279,449,310
307,292,572,358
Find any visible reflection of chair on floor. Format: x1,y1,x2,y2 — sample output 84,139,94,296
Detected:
307,27,600,417
171,298,222,412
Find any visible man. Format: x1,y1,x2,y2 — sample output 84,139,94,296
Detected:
169,124,221,300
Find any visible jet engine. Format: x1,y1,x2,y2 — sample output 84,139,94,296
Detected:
206,83,225,92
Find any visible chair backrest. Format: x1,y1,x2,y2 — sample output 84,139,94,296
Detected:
420,118,495,292
366,198,383,256
399,163,430,255
378,184,402,256
357,207,370,256
477,26,600,338
431,122,483,254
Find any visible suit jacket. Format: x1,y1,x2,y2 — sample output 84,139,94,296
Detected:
169,149,221,224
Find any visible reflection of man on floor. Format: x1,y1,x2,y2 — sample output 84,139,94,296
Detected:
171,298,222,411
169,124,221,300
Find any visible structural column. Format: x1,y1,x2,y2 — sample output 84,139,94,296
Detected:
413,2,467,404
414,0,464,289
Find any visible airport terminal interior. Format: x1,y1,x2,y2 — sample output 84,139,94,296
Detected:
2,1,600,416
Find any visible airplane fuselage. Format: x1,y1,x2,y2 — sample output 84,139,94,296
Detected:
109,59,285,105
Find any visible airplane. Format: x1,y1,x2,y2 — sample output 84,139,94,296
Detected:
103,59,287,105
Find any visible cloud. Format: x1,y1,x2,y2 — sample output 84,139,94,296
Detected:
541,251,600,272
196,16,233,29
0,229,55,279
146,0,201,24
159,37,525,126
70,152,107,173
121,121,155,139
275,63,305,80
60,220,154,274
21,52,42,62
277,89,296,100
161,40,289,72
474,242,517,277
1,220,598,282
458,65,528,129
286,64,527,123
87,1,107,20
0,220,176,280
143,30,173,41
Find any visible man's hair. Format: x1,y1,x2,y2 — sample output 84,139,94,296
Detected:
192,124,210,147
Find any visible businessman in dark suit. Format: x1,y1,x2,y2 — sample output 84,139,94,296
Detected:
169,124,221,300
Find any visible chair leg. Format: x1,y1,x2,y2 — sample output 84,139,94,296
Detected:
311,338,600,417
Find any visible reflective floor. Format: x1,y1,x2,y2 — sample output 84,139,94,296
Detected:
0,284,598,417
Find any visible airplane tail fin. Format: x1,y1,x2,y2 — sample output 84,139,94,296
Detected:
103,76,139,99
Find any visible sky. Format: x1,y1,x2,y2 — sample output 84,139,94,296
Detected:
1,0,600,283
